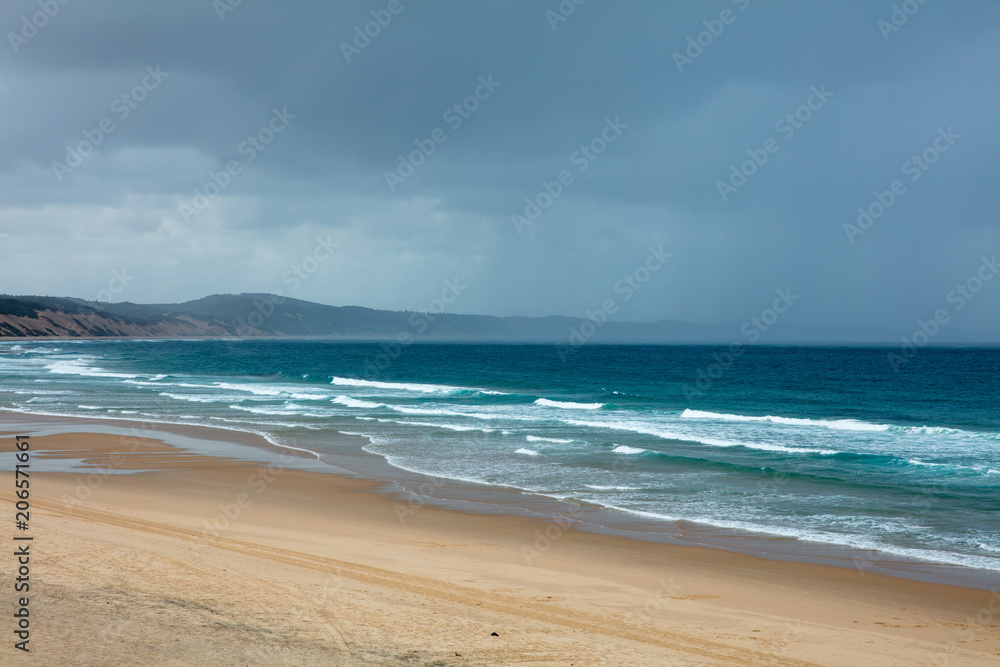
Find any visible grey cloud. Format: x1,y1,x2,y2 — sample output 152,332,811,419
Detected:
1,0,998,336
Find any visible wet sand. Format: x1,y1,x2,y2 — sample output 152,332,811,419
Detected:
1,417,998,665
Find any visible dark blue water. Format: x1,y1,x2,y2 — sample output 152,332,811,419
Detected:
2,340,998,573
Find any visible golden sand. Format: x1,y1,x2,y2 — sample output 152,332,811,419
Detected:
1,422,998,665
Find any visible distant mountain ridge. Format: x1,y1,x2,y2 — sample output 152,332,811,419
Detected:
0,293,997,345
0,293,707,343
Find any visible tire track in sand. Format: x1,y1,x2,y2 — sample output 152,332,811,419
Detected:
31,496,826,667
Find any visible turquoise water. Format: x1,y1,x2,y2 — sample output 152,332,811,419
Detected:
2,339,998,574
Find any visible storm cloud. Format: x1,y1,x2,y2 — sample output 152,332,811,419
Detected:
1,0,998,338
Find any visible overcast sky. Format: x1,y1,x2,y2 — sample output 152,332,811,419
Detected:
1,0,998,334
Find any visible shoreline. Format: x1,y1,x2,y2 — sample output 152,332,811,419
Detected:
4,408,998,590
5,335,1000,348
1,413,999,663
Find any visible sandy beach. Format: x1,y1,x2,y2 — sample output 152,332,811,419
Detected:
1,417,998,666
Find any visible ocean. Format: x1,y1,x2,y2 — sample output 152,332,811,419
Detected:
2,339,998,581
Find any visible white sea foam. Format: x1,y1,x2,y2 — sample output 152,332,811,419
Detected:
384,419,494,433
286,392,332,401
526,435,574,444
330,376,458,393
908,459,943,467
906,460,1000,476
566,419,840,456
6,404,329,465
680,408,889,432
212,382,329,400
903,425,951,434
228,404,330,418
594,503,1000,572
384,405,537,422
47,358,139,379
332,395,384,409
515,448,540,456
213,382,286,396
612,445,646,454
159,392,229,404
585,484,642,491
209,416,316,429
387,405,462,417
10,389,73,395
534,398,604,410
